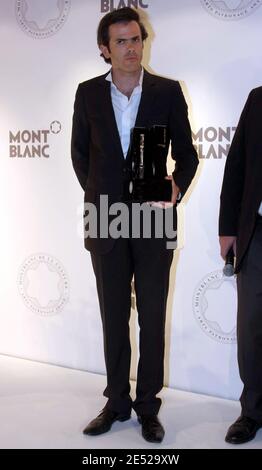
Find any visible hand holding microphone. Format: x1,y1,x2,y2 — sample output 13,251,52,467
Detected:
223,246,235,277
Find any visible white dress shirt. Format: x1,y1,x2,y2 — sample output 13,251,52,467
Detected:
106,68,143,158
258,201,262,216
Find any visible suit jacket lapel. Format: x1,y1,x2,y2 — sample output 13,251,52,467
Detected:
97,73,124,160
135,69,157,127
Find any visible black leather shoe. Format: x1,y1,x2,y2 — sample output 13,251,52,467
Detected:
138,414,165,443
225,416,262,444
83,407,131,436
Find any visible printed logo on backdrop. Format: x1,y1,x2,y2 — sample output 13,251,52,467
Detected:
18,253,69,316
201,0,262,20
193,271,237,343
9,121,61,158
15,0,71,38
101,0,149,13
193,127,236,158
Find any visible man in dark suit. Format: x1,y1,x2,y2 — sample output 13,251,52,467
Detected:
219,88,262,444
71,7,198,443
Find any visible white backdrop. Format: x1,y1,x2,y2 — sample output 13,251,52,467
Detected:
1,0,262,401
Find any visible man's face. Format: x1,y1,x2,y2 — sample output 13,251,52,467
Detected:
100,20,143,73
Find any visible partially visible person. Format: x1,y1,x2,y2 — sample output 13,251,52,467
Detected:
219,87,262,444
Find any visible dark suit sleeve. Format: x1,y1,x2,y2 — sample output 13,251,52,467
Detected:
71,84,90,190
219,90,253,236
169,82,198,197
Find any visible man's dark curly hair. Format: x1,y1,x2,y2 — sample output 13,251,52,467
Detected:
97,7,148,64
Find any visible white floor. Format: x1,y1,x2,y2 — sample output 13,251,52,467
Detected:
0,355,261,449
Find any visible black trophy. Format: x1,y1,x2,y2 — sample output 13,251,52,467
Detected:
128,125,172,202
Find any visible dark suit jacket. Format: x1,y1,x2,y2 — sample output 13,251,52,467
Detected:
71,69,198,254
219,87,262,272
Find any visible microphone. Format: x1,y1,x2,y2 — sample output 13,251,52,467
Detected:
223,247,235,277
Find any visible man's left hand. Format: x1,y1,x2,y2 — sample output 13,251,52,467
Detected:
165,175,180,204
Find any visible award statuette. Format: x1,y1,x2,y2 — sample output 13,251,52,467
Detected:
128,125,173,202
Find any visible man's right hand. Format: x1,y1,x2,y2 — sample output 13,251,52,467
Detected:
219,236,237,260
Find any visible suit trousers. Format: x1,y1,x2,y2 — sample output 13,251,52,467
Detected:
90,230,174,416
237,216,262,421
